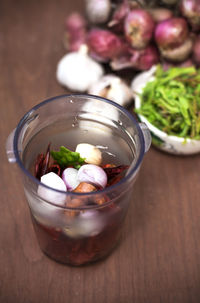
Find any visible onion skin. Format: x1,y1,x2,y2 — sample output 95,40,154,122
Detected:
87,28,124,61
108,0,130,32
192,35,200,65
180,0,200,31
110,44,159,71
133,45,159,70
155,18,189,50
159,36,193,62
124,9,155,49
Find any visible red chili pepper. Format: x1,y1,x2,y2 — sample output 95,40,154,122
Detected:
34,143,51,180
47,164,62,177
35,154,45,179
103,165,129,178
41,143,51,176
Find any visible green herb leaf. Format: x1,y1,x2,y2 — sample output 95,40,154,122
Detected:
51,146,85,168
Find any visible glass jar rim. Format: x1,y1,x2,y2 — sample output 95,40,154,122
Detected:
13,94,145,209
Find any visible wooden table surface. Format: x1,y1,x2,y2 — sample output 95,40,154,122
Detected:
1,0,200,302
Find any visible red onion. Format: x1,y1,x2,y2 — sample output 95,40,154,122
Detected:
124,9,155,49
110,45,159,71
148,8,173,23
87,28,124,61
64,12,87,52
192,35,200,65
62,168,80,191
108,0,130,32
155,18,189,50
133,46,159,70
180,0,200,31
77,164,107,188
159,36,193,62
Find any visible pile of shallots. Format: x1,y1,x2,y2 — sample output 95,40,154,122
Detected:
56,0,200,106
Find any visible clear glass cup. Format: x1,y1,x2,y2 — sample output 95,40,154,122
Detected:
6,94,151,266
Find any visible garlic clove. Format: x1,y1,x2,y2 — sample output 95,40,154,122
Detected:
37,172,67,204
88,74,133,107
56,45,104,92
75,143,102,165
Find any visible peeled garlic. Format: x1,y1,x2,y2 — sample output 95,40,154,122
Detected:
88,74,133,107
56,44,104,92
75,143,102,165
37,172,67,204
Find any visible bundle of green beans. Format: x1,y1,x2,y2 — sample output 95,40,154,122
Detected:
136,65,200,139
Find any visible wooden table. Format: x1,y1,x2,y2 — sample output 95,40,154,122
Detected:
1,1,200,302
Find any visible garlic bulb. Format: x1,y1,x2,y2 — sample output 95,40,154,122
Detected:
88,74,133,107
85,0,111,24
56,45,104,92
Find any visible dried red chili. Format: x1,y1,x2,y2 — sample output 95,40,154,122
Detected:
41,143,51,176
103,165,129,187
103,165,129,178
47,164,61,177
107,174,123,187
34,143,51,180
35,154,45,180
